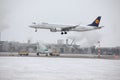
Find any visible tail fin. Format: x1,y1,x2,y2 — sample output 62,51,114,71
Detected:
88,16,101,27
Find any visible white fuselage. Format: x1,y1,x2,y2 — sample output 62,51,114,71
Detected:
29,16,103,34
29,23,101,32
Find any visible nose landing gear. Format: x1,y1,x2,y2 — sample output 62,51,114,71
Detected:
35,29,37,32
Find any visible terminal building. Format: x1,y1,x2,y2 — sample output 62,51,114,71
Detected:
0,41,120,55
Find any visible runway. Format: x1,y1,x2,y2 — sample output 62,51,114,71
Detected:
0,52,119,59
0,57,120,80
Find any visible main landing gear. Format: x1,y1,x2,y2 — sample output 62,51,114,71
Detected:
61,31,67,35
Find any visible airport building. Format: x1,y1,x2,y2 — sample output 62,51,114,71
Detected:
0,41,120,55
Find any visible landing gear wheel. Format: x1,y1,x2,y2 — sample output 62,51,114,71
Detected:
61,32,64,35
61,31,67,35
64,32,67,34
37,52,39,56
35,29,37,32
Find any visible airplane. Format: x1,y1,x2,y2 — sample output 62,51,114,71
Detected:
29,16,104,35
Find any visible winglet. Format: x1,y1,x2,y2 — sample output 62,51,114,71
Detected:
88,16,101,27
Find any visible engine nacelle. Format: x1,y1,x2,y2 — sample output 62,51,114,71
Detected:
50,28,57,32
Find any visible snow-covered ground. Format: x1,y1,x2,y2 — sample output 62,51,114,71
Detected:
0,57,120,80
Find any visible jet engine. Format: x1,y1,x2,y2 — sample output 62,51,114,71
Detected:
50,28,57,32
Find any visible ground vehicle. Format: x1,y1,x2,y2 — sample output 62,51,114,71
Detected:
18,47,29,56
36,44,59,56
18,51,29,56
49,49,59,56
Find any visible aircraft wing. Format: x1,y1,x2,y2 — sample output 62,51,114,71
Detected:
61,25,79,31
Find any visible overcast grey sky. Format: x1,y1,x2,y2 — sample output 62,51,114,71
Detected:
0,0,120,47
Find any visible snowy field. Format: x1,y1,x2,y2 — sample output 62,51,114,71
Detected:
0,57,120,80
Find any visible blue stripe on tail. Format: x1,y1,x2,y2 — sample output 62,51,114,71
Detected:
88,16,101,27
